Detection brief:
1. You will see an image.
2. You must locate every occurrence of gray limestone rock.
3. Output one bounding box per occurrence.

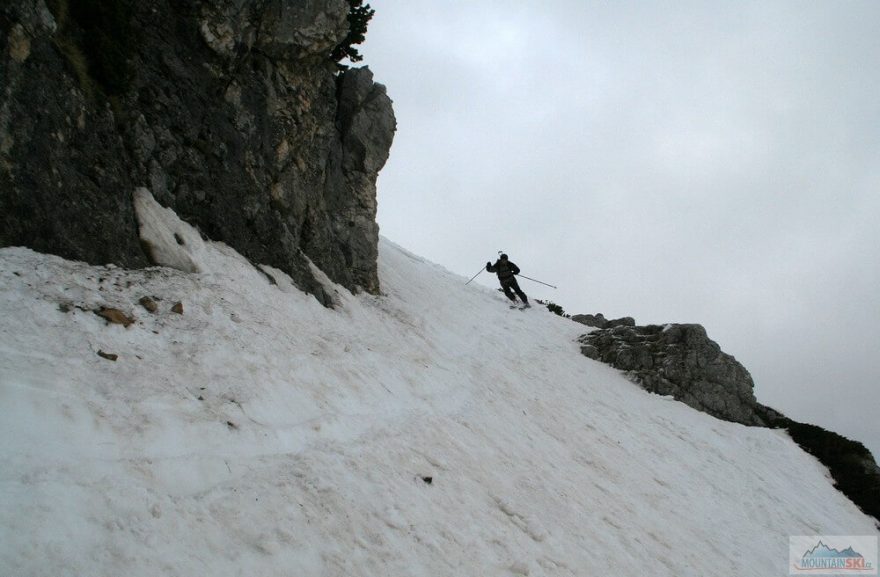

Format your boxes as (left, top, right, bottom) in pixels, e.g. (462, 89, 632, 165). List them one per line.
(572, 313, 635, 329)
(0, 0, 395, 304)
(571, 313, 608, 328)
(578, 322, 760, 425)
(579, 344, 600, 360)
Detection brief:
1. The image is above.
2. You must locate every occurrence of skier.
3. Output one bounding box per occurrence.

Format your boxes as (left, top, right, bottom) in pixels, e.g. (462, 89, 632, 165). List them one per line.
(486, 254, 530, 308)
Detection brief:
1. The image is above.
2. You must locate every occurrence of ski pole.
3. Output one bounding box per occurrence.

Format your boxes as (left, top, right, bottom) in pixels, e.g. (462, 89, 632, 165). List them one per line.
(465, 265, 484, 285)
(516, 274, 557, 289)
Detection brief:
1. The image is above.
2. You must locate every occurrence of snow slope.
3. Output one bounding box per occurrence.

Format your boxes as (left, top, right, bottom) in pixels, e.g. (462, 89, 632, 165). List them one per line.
(1, 196, 876, 576)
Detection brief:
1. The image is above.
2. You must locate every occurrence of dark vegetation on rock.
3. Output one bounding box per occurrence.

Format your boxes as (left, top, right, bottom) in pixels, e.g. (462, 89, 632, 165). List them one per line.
(761, 412, 880, 524)
(536, 299, 568, 317)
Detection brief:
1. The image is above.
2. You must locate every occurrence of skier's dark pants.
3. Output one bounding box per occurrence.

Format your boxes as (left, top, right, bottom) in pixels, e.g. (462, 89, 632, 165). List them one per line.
(501, 277, 528, 304)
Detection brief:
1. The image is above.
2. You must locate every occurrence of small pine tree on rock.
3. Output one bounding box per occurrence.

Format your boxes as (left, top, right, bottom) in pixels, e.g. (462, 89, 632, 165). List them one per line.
(332, 0, 375, 68)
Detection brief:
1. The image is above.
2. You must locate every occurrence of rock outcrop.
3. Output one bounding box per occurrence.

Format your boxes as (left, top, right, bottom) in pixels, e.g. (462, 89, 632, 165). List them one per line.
(571, 313, 634, 329)
(0, 0, 395, 303)
(578, 322, 761, 425)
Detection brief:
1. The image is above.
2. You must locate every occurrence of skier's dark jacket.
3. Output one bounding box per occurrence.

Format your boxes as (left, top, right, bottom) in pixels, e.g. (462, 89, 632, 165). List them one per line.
(486, 259, 520, 283)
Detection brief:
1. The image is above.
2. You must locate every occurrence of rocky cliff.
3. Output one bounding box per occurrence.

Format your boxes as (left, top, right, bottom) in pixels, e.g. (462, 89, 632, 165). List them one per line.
(1, 0, 395, 304)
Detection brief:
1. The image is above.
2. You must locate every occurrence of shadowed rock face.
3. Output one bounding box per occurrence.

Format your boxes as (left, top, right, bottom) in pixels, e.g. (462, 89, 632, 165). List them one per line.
(579, 323, 761, 425)
(1, 0, 395, 304)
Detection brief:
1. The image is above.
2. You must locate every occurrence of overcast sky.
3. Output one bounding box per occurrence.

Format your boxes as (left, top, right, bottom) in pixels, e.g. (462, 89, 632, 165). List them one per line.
(363, 1, 879, 458)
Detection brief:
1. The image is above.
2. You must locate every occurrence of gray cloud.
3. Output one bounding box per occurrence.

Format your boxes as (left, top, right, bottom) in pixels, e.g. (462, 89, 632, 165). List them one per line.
(367, 1, 880, 456)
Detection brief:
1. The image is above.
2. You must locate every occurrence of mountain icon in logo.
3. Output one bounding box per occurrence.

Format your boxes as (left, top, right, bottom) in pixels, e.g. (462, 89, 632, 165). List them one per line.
(803, 541, 864, 560)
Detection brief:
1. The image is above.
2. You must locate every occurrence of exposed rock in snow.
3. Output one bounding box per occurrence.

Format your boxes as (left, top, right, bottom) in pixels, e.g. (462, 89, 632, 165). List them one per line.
(578, 322, 760, 425)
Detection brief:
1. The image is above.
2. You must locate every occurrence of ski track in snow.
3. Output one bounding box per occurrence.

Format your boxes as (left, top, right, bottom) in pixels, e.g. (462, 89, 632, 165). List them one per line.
(1, 204, 877, 577)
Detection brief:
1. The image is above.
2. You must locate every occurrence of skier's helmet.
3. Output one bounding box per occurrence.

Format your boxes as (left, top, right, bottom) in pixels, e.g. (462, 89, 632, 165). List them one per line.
(500, 253, 508, 260)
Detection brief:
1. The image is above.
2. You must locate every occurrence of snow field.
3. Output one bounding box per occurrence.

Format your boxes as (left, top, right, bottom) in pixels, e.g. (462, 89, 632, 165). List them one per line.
(1, 195, 876, 576)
